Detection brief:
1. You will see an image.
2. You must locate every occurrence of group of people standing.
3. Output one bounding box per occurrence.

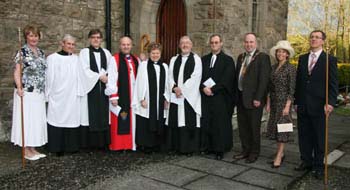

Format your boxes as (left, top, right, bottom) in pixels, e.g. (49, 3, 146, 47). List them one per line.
(11, 25, 338, 180)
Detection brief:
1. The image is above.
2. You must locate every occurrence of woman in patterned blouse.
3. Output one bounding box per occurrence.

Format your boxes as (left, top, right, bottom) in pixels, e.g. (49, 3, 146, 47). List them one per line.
(266, 40, 296, 168)
(11, 25, 47, 161)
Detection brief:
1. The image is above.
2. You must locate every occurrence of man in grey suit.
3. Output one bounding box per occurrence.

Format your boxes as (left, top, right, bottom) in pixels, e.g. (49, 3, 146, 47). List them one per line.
(233, 33, 271, 163)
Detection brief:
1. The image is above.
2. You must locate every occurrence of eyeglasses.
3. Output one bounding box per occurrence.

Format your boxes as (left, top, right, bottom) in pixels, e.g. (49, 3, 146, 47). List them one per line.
(210, 41, 220, 44)
(90, 36, 102, 39)
(310, 35, 323, 40)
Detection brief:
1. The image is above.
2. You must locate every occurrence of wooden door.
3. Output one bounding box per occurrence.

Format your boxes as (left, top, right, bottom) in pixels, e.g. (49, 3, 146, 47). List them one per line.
(157, 0, 186, 63)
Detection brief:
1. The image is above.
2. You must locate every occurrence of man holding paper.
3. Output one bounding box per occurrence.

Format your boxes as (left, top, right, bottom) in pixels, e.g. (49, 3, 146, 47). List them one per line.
(200, 34, 236, 160)
(166, 36, 202, 155)
(79, 29, 112, 149)
(105, 36, 139, 151)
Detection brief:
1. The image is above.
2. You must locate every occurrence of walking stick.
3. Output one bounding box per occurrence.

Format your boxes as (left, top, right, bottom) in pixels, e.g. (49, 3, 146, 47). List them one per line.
(18, 27, 25, 168)
(324, 41, 330, 185)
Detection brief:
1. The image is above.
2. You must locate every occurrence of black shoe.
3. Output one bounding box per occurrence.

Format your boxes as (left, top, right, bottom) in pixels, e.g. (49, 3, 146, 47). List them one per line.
(186, 153, 193, 157)
(56, 152, 64, 157)
(233, 153, 249, 160)
(294, 162, 312, 171)
(245, 156, 258, 163)
(312, 170, 324, 180)
(271, 155, 285, 168)
(267, 155, 285, 165)
(215, 152, 224, 160)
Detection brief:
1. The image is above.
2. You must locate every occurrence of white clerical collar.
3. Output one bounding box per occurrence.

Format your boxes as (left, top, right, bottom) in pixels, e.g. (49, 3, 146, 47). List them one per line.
(212, 50, 221, 55)
(181, 53, 190, 57)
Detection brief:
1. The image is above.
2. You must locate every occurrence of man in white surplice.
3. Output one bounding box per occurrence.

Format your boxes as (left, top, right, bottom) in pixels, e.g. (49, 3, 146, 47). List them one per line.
(46, 34, 95, 155)
(165, 36, 202, 154)
(79, 29, 113, 149)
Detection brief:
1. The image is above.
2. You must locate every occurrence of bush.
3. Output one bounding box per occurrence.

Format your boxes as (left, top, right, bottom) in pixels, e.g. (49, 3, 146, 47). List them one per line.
(338, 64, 350, 89)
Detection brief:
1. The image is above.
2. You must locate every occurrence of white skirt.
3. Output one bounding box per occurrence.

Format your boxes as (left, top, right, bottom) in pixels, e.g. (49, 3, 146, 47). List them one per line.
(11, 89, 47, 147)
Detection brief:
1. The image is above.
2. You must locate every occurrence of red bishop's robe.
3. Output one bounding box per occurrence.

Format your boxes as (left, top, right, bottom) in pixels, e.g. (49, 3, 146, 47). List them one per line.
(107, 53, 139, 151)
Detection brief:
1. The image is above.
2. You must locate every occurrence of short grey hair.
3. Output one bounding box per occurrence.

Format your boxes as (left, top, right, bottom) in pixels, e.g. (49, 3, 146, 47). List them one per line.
(62, 34, 76, 42)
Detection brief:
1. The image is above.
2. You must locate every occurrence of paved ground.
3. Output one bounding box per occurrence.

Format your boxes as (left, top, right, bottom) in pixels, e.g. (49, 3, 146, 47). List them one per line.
(1, 113, 349, 190)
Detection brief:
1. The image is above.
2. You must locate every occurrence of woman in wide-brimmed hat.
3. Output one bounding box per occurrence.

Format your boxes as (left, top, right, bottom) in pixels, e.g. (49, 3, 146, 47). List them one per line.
(266, 40, 296, 168)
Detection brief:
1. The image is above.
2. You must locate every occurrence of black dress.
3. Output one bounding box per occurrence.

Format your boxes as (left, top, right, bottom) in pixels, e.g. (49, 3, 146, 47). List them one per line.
(266, 62, 296, 142)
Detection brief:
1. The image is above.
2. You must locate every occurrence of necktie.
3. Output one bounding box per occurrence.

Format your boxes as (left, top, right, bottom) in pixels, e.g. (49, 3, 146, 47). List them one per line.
(210, 54, 216, 68)
(238, 53, 250, 90)
(308, 53, 317, 74)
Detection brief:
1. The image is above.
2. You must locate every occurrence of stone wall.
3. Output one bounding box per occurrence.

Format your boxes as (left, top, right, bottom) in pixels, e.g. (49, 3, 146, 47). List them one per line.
(0, 0, 288, 142)
(0, 0, 124, 142)
(130, 0, 288, 59)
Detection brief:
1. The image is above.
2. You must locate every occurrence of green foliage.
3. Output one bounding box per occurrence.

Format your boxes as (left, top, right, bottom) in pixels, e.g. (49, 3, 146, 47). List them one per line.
(338, 64, 350, 87)
(334, 105, 350, 116)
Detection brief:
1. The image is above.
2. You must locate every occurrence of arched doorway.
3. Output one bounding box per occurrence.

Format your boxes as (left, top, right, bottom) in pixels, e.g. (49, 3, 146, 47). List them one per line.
(157, 0, 186, 63)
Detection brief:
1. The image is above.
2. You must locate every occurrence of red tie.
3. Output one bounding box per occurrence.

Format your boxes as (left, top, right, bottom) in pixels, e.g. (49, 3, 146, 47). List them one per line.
(308, 53, 317, 74)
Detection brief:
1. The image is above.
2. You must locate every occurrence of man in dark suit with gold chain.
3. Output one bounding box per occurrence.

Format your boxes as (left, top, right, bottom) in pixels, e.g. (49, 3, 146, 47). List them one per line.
(233, 33, 271, 163)
(294, 30, 338, 179)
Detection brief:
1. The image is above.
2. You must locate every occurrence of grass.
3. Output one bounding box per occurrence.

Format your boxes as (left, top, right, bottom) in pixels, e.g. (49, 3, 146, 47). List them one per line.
(334, 105, 350, 116)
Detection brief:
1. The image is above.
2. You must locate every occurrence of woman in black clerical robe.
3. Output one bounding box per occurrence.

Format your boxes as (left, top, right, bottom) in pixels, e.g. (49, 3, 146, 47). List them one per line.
(132, 42, 169, 153)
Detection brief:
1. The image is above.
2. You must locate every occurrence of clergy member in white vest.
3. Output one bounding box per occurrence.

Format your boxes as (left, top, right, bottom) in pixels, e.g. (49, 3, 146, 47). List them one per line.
(132, 42, 169, 153)
(165, 36, 202, 155)
(79, 29, 112, 149)
(46, 34, 84, 156)
(105, 36, 139, 151)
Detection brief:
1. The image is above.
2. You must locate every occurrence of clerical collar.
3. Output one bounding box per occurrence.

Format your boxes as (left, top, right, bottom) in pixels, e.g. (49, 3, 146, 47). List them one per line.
(57, 50, 72, 56)
(149, 59, 160, 65)
(181, 53, 190, 57)
(90, 46, 101, 52)
(212, 50, 221, 56)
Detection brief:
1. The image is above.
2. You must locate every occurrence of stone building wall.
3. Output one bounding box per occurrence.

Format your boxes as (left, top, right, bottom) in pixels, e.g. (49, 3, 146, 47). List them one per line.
(130, 0, 289, 59)
(0, 0, 288, 142)
(0, 0, 124, 141)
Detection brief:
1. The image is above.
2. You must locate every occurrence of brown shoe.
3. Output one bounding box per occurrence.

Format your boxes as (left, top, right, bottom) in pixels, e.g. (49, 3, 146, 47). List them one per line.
(233, 153, 248, 159)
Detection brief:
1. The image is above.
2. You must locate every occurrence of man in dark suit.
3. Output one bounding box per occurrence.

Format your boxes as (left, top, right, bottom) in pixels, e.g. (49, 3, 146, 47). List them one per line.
(233, 33, 271, 163)
(294, 30, 338, 179)
(200, 34, 236, 160)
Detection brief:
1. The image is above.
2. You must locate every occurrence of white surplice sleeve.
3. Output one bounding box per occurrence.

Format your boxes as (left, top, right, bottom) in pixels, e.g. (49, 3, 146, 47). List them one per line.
(45, 54, 55, 102)
(162, 63, 170, 102)
(168, 56, 177, 92)
(182, 53, 202, 116)
(78, 48, 99, 95)
(131, 61, 148, 118)
(105, 56, 118, 100)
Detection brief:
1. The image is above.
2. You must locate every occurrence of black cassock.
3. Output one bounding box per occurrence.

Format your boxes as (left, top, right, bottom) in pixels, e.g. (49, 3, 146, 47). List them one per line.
(80, 46, 110, 149)
(200, 51, 236, 153)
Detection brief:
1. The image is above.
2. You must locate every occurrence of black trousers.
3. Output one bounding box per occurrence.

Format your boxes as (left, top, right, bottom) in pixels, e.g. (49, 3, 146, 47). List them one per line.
(297, 105, 325, 172)
(237, 101, 264, 157)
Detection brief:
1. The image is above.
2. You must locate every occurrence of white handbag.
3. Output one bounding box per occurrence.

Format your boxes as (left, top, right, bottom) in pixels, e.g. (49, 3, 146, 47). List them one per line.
(277, 116, 293, 133)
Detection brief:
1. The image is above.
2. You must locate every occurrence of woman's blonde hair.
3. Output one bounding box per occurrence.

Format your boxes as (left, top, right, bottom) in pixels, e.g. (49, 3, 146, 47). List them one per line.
(23, 25, 41, 42)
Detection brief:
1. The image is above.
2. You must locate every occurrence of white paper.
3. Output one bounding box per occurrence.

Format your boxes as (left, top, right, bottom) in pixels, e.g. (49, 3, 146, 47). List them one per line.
(100, 68, 107, 75)
(110, 103, 122, 116)
(170, 93, 184, 105)
(203, 77, 216, 88)
(277, 123, 293, 133)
